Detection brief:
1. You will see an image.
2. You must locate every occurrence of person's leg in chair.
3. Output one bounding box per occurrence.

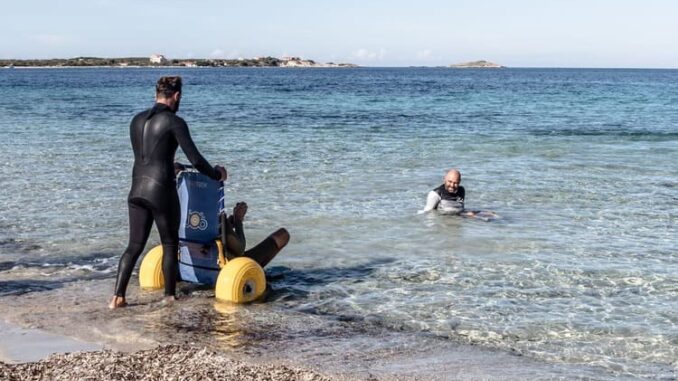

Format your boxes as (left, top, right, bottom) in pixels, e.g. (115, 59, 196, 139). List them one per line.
(243, 228, 289, 268)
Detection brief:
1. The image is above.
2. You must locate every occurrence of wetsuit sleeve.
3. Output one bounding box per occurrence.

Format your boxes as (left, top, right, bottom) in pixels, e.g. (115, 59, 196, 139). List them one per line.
(422, 191, 441, 213)
(173, 119, 221, 180)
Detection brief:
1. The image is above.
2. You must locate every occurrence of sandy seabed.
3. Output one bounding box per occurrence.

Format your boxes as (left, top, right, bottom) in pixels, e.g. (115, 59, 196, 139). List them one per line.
(0, 272, 617, 380)
(0, 345, 336, 381)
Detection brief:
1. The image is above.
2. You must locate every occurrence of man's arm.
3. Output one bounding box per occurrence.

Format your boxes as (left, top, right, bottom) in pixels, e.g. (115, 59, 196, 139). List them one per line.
(420, 191, 441, 213)
(173, 118, 222, 180)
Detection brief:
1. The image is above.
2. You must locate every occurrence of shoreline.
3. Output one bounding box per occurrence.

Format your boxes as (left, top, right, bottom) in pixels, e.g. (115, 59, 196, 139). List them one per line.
(5, 65, 678, 70)
(0, 320, 102, 364)
(0, 320, 340, 380)
(2, 65, 357, 69)
(0, 277, 621, 381)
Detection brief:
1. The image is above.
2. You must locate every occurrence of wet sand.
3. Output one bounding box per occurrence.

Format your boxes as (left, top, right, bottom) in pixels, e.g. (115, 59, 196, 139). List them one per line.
(0, 280, 347, 381)
(0, 276, 608, 381)
(0, 321, 101, 363)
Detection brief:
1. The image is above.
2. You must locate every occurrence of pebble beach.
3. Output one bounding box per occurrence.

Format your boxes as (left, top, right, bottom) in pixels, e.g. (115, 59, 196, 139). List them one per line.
(0, 345, 335, 381)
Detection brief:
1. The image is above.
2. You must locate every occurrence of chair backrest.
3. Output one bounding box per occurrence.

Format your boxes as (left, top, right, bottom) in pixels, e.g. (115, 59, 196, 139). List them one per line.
(177, 171, 224, 243)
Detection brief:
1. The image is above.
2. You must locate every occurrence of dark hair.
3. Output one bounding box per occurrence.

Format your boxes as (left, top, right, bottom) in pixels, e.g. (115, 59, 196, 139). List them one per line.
(156, 76, 182, 98)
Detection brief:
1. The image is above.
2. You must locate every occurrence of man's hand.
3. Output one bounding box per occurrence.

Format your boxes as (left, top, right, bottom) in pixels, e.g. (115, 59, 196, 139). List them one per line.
(174, 162, 186, 176)
(233, 202, 248, 222)
(215, 165, 227, 181)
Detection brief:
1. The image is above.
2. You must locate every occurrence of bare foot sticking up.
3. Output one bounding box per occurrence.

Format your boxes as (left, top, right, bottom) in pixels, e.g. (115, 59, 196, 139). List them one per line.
(233, 202, 248, 222)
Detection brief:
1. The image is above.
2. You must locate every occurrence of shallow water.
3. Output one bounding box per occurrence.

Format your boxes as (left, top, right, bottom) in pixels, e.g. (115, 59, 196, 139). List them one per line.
(0, 67, 676, 380)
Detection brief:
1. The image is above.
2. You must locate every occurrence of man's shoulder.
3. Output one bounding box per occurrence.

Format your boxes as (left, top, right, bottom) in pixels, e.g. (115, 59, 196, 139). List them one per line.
(169, 113, 188, 129)
(151, 109, 186, 125)
(132, 108, 151, 121)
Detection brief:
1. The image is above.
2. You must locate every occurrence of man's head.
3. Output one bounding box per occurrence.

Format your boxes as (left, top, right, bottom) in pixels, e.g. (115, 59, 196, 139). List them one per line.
(155, 76, 182, 112)
(444, 169, 461, 193)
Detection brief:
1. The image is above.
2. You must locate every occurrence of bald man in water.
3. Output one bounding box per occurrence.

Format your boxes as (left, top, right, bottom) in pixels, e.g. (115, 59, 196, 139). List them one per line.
(422, 169, 474, 215)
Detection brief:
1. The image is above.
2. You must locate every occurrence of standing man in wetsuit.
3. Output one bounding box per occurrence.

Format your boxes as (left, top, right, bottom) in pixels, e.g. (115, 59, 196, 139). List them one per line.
(110, 76, 227, 309)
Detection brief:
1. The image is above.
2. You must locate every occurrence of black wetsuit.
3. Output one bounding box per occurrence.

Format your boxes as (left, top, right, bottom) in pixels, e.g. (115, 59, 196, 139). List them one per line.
(114, 103, 221, 297)
(434, 184, 465, 212)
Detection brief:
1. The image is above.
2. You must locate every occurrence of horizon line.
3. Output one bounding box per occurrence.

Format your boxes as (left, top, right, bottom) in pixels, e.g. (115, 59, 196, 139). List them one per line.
(1, 56, 677, 71)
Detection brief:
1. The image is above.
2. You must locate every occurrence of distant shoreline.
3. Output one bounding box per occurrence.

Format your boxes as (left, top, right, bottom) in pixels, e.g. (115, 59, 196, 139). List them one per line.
(448, 60, 504, 68)
(2, 65, 353, 69)
(0, 56, 357, 69)
(3, 64, 677, 70)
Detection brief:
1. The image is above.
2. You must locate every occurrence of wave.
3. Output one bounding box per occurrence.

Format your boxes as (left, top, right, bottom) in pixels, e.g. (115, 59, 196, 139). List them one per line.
(0, 271, 112, 297)
(529, 128, 678, 139)
(0, 238, 41, 253)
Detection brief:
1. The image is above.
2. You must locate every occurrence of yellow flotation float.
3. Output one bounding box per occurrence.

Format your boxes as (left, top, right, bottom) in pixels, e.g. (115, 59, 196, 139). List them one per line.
(139, 242, 266, 303)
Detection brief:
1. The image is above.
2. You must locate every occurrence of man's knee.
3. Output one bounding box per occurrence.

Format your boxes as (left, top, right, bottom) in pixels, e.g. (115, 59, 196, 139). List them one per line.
(272, 228, 290, 249)
(123, 241, 145, 258)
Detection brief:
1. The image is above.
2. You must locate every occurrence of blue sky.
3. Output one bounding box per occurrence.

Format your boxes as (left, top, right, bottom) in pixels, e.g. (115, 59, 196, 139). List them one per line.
(1, 0, 677, 68)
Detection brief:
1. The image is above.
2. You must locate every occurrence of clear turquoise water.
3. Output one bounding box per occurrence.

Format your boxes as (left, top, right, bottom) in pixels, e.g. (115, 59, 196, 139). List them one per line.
(0, 67, 676, 379)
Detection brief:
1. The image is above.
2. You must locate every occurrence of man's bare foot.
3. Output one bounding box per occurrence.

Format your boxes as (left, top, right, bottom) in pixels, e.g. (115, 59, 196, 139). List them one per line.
(161, 295, 177, 306)
(233, 202, 248, 222)
(109, 296, 127, 309)
(272, 228, 290, 250)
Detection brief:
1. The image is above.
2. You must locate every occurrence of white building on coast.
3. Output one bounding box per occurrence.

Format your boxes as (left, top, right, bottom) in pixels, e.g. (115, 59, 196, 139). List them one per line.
(150, 54, 167, 64)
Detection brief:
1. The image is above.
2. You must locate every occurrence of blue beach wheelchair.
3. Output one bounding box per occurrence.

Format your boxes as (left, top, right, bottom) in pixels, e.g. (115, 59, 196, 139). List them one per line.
(138, 167, 266, 303)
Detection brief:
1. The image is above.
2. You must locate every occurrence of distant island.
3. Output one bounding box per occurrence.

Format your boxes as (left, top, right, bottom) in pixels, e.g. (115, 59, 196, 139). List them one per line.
(449, 60, 504, 68)
(0, 55, 358, 68)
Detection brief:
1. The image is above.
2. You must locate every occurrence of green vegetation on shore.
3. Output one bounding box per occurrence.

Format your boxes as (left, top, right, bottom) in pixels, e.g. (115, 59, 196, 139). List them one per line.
(0, 56, 356, 68)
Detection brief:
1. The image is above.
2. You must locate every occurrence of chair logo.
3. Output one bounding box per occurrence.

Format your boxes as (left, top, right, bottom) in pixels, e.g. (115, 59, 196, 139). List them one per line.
(187, 210, 208, 230)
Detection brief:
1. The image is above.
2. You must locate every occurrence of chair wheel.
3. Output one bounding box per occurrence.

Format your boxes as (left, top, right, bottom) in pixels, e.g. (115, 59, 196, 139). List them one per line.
(139, 245, 164, 289)
(215, 257, 266, 303)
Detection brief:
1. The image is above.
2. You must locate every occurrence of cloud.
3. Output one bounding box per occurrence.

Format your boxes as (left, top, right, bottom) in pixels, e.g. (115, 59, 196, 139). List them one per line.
(351, 48, 386, 61)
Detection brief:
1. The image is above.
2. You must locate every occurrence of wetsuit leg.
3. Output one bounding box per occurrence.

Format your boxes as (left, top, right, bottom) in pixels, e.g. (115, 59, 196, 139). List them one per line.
(114, 200, 154, 297)
(243, 228, 289, 268)
(152, 197, 180, 297)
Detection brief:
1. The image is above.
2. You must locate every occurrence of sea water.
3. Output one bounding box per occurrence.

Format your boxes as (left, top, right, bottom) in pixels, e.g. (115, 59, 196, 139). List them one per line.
(0, 67, 676, 380)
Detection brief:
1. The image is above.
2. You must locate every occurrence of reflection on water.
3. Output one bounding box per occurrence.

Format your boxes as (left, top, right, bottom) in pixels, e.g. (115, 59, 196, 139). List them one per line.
(212, 303, 248, 349)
